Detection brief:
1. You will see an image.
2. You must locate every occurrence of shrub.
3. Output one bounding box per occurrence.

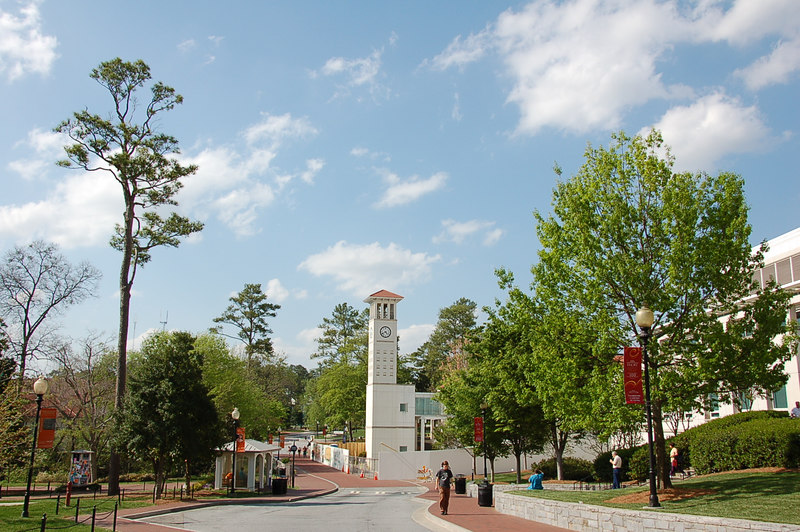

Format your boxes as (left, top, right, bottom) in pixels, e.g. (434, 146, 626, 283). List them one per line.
(533, 457, 594, 481)
(669, 411, 799, 474)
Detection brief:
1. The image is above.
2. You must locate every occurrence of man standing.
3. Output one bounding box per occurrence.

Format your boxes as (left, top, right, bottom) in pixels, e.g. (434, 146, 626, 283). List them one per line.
(791, 401, 800, 418)
(610, 451, 622, 489)
(435, 460, 454, 515)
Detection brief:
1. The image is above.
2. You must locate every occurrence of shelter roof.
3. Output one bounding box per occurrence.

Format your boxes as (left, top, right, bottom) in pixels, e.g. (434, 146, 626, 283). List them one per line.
(217, 439, 281, 453)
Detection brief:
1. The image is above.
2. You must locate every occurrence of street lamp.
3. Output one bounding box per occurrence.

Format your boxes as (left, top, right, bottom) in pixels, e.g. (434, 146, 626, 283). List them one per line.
(230, 407, 240, 496)
(290, 443, 298, 488)
(22, 377, 48, 518)
(480, 402, 489, 485)
(636, 305, 661, 508)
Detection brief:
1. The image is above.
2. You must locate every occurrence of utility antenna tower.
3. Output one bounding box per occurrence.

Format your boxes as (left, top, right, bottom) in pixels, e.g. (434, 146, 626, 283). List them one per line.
(160, 310, 168, 331)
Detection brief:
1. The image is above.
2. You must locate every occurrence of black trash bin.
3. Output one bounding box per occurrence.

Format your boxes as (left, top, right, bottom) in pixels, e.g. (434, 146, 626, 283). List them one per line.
(477, 482, 493, 507)
(454, 475, 467, 494)
(271, 477, 288, 495)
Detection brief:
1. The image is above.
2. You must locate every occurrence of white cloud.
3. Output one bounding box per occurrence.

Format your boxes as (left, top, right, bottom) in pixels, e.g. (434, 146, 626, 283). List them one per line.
(301, 158, 325, 184)
(399, 323, 434, 355)
(427, 29, 491, 71)
(2, 109, 322, 245)
(696, 0, 800, 46)
(0, 1, 58, 81)
(433, 219, 503, 246)
(374, 171, 447, 208)
(311, 48, 389, 100)
(265, 278, 289, 303)
(298, 241, 441, 295)
(243, 113, 318, 146)
(735, 37, 800, 90)
(177, 39, 196, 52)
(647, 92, 771, 172)
(451, 92, 463, 121)
(0, 171, 120, 248)
(351, 146, 390, 162)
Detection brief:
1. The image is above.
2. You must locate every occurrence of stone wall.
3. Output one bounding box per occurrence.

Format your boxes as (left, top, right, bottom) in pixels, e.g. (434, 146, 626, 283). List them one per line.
(467, 484, 800, 532)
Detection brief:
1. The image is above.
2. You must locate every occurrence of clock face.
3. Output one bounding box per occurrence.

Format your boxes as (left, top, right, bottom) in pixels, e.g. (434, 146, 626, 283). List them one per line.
(379, 326, 392, 338)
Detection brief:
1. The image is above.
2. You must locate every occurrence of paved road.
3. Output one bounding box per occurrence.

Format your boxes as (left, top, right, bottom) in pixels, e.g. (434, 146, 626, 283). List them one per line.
(139, 486, 434, 532)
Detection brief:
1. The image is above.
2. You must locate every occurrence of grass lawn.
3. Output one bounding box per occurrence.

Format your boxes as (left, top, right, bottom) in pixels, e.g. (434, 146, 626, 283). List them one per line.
(509, 469, 800, 525)
(0, 485, 174, 532)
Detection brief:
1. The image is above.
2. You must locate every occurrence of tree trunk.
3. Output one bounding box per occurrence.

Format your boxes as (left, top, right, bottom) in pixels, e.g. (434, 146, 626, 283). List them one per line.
(653, 401, 672, 488)
(514, 451, 523, 484)
(108, 207, 135, 497)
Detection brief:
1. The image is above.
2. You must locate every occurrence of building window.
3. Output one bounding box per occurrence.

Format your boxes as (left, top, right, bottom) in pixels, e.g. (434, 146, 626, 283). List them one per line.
(399, 403, 408, 412)
(399, 446, 407, 452)
(772, 385, 788, 409)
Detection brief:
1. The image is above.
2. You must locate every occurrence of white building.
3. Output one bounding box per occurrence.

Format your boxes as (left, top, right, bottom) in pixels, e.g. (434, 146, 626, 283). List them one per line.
(673, 226, 800, 434)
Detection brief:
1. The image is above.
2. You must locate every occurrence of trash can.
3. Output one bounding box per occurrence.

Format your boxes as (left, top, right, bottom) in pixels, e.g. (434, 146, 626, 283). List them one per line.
(271, 477, 288, 495)
(454, 475, 467, 494)
(477, 482, 493, 507)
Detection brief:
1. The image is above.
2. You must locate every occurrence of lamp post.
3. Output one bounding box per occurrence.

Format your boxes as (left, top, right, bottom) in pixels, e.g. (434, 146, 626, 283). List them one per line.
(636, 306, 661, 508)
(480, 402, 488, 485)
(290, 443, 298, 488)
(230, 407, 240, 496)
(22, 377, 48, 518)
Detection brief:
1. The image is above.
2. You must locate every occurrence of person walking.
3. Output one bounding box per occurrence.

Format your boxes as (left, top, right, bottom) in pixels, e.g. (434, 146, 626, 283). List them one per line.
(610, 451, 622, 489)
(669, 443, 680, 476)
(791, 401, 800, 418)
(435, 460, 454, 515)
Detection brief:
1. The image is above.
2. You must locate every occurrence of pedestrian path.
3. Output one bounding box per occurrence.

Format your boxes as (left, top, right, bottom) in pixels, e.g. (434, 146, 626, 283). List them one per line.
(91, 458, 566, 532)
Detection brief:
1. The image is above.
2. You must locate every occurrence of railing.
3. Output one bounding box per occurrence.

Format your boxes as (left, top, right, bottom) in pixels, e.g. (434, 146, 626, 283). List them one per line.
(348, 456, 378, 477)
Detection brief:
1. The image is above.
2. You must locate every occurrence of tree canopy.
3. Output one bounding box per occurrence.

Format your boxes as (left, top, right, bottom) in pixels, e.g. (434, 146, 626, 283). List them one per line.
(212, 283, 281, 369)
(56, 58, 202, 494)
(531, 129, 798, 486)
(118, 331, 223, 498)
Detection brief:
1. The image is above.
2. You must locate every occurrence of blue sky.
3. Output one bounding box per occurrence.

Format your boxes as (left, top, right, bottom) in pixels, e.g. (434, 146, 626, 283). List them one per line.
(1, 0, 798, 371)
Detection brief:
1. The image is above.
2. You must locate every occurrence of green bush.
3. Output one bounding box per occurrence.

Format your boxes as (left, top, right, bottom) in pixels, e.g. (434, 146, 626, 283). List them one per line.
(669, 411, 799, 474)
(533, 457, 594, 481)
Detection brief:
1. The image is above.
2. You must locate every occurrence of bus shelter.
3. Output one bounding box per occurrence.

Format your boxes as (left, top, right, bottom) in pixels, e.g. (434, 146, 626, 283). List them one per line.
(215, 439, 281, 492)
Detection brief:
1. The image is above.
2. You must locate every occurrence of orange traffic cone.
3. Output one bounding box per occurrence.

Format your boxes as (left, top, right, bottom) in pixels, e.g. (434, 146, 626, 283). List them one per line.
(374, 473, 378, 480)
(360, 472, 364, 478)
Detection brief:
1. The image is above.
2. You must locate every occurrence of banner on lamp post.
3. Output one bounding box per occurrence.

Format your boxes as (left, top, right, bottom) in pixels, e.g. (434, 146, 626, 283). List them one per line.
(37, 407, 57, 449)
(236, 427, 245, 452)
(624, 346, 645, 404)
(474, 417, 484, 442)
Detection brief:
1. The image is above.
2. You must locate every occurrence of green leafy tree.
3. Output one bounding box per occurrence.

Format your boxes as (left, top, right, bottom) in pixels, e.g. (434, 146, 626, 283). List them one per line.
(533, 130, 798, 487)
(0, 324, 25, 481)
(0, 241, 100, 383)
(435, 363, 507, 481)
(311, 303, 368, 367)
(409, 298, 478, 391)
(56, 59, 203, 494)
(212, 283, 281, 370)
(118, 331, 223, 498)
(471, 306, 549, 483)
(304, 362, 366, 437)
(494, 269, 637, 479)
(194, 333, 284, 440)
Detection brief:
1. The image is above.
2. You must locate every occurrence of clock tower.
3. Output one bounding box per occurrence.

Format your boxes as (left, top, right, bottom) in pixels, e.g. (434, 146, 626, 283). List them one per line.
(364, 290, 416, 460)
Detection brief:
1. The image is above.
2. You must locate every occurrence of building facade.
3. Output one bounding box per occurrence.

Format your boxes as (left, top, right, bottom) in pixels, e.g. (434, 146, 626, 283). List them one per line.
(672, 226, 800, 434)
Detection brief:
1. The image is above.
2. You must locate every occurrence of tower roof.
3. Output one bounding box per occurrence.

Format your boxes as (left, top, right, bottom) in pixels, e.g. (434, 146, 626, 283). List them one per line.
(364, 289, 403, 302)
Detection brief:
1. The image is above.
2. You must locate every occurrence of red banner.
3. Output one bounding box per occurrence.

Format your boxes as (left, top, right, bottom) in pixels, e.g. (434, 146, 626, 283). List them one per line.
(268, 434, 273, 444)
(624, 347, 645, 404)
(38, 408, 57, 449)
(235, 427, 245, 452)
(474, 417, 484, 442)
(280, 434, 286, 448)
